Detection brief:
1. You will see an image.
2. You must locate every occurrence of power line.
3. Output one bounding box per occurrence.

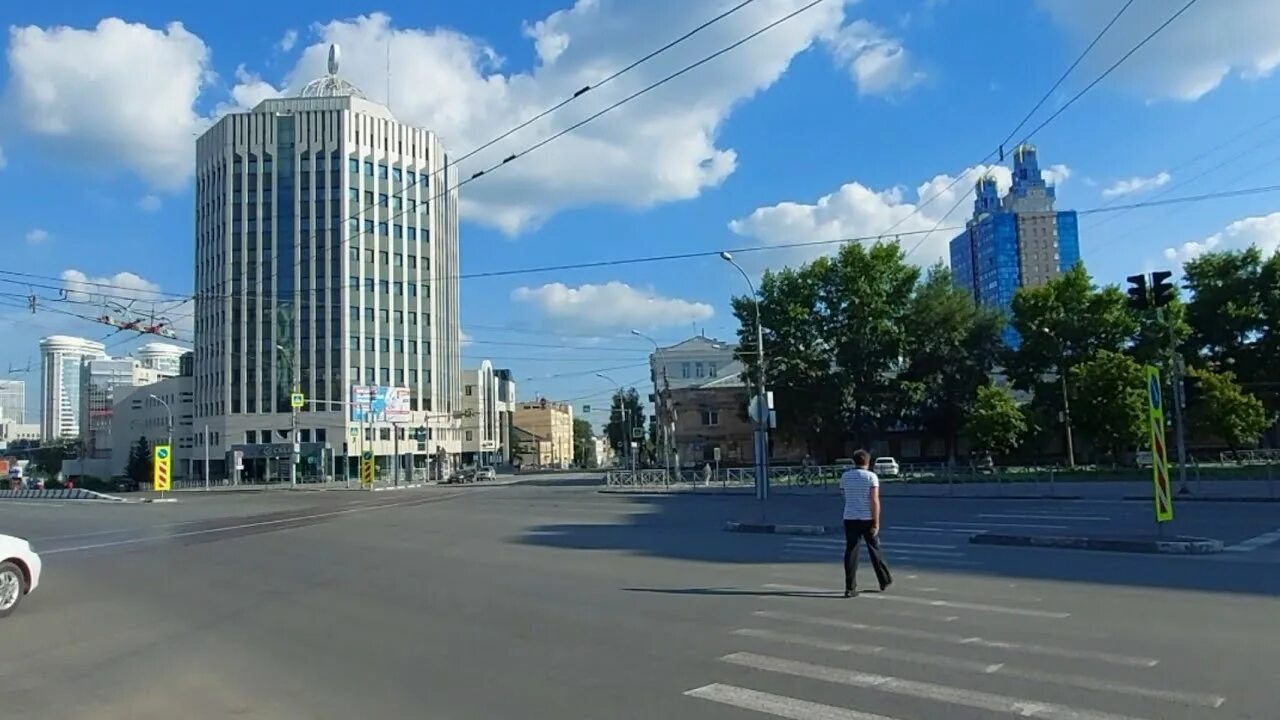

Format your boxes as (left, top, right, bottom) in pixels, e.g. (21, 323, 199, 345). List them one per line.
(875, 0, 1139, 245)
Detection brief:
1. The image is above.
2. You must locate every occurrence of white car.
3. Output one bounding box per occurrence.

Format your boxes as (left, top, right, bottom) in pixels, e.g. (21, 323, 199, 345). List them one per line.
(873, 457, 900, 478)
(0, 534, 42, 618)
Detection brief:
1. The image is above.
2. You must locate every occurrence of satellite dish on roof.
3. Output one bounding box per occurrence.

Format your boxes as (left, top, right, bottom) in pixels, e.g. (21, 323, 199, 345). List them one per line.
(328, 44, 341, 76)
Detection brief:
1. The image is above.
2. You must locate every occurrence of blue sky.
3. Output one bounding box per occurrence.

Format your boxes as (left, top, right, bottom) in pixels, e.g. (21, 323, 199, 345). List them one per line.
(4, 0, 1280, 429)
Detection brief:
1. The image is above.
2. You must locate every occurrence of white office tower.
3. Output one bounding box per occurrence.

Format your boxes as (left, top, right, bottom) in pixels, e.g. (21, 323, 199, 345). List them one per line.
(0, 379, 25, 424)
(133, 342, 188, 377)
(39, 335, 107, 441)
(192, 44, 462, 481)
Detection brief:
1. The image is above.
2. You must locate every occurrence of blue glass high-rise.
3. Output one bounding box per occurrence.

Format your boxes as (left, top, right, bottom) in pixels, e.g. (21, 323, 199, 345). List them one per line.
(949, 144, 1081, 345)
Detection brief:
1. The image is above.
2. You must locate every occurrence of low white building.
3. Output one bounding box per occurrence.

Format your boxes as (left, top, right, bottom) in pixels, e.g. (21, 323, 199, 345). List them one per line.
(461, 361, 499, 466)
(111, 377, 196, 480)
(0, 420, 40, 450)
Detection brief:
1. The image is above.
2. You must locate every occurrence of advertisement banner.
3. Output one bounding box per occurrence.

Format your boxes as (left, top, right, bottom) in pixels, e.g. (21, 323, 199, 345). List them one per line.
(350, 386, 412, 423)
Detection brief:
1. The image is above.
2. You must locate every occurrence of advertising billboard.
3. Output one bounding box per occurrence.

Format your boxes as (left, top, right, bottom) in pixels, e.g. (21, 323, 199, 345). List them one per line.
(350, 386, 411, 422)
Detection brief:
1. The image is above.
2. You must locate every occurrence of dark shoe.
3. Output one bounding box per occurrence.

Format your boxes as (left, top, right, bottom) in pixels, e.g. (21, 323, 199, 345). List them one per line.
(879, 579, 893, 592)
(843, 589, 858, 598)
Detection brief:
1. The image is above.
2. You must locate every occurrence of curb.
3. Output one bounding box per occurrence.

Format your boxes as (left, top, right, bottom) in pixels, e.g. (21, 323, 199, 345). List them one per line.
(371, 483, 428, 492)
(969, 533, 1224, 554)
(1121, 495, 1280, 503)
(723, 521, 829, 535)
(0, 488, 127, 502)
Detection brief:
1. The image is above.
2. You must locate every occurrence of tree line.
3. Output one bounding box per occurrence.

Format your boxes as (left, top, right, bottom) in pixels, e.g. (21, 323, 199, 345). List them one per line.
(729, 241, 1277, 464)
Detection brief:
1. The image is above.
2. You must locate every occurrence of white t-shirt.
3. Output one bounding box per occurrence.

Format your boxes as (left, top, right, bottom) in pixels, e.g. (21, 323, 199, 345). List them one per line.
(839, 468, 879, 520)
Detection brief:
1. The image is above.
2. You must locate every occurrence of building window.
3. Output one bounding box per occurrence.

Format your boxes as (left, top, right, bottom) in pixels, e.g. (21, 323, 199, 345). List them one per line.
(408, 256, 417, 270)
(701, 411, 720, 426)
(682, 362, 691, 378)
(394, 310, 404, 323)
(409, 312, 417, 325)
(380, 338, 390, 352)
(695, 362, 704, 378)
(363, 219, 374, 233)
(407, 171, 416, 185)
(378, 222, 388, 236)
(409, 341, 417, 354)
(465, 430, 474, 442)
(379, 309, 389, 322)
(364, 161, 373, 176)
(380, 427, 391, 441)
(378, 164, 388, 179)
(465, 385, 473, 396)
(379, 193, 388, 207)
(379, 251, 389, 265)
(708, 362, 718, 377)
(394, 281, 403, 296)
(365, 337, 374, 351)
(380, 368, 390, 384)
(246, 430, 257, 444)
(379, 280, 390, 294)
(393, 225, 403, 240)
(394, 253, 404, 267)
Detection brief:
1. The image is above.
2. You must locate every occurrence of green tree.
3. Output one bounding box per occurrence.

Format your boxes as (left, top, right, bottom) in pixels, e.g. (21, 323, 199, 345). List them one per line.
(1069, 351, 1147, 462)
(572, 418, 594, 467)
(1005, 264, 1136, 391)
(901, 265, 1004, 462)
(966, 384, 1026, 458)
(1127, 295, 1191, 368)
(1186, 368, 1270, 451)
(125, 436, 151, 486)
(732, 241, 918, 457)
(603, 388, 643, 456)
(29, 439, 77, 478)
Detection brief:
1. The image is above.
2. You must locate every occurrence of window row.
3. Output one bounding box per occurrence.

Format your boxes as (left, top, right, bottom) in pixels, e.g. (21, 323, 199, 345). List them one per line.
(347, 158, 430, 187)
(347, 307, 431, 325)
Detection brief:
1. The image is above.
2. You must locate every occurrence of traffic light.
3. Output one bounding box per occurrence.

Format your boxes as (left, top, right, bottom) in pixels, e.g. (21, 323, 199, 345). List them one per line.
(1125, 274, 1149, 311)
(1151, 270, 1175, 308)
(1182, 376, 1202, 408)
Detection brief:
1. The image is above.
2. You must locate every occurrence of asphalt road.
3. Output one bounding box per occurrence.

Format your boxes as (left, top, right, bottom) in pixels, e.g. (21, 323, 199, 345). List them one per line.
(2, 477, 1278, 719)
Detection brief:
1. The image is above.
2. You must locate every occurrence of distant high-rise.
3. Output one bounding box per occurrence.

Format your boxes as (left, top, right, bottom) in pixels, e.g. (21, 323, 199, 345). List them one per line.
(949, 144, 1081, 343)
(192, 44, 462, 479)
(0, 379, 24, 424)
(39, 335, 107, 440)
(133, 342, 188, 377)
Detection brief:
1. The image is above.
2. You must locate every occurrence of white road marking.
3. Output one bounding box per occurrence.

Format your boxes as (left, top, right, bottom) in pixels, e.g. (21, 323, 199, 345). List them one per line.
(761, 584, 1064, 617)
(864, 593, 1070, 619)
(722, 653, 1155, 720)
(891, 525, 988, 534)
(783, 546, 966, 559)
(685, 684, 901, 720)
(42, 494, 464, 555)
(731, 628, 1224, 708)
(978, 513, 1109, 521)
(1223, 528, 1280, 552)
(929, 521, 1069, 529)
(787, 538, 958, 550)
(753, 610, 1159, 667)
(911, 585, 1044, 602)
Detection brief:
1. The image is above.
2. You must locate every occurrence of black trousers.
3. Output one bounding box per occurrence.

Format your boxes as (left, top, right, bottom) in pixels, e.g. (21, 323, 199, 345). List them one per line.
(843, 519, 892, 591)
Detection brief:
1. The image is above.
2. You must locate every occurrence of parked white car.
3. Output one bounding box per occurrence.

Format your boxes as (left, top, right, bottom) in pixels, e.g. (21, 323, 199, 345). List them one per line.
(873, 457, 900, 478)
(0, 534, 42, 618)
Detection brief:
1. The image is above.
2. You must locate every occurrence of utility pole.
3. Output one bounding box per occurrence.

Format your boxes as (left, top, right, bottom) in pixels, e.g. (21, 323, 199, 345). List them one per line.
(203, 424, 210, 491)
(1060, 369, 1075, 469)
(393, 423, 400, 487)
(721, 251, 769, 516)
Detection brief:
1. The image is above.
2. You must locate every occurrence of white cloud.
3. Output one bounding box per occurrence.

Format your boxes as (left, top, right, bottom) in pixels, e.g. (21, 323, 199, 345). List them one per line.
(459, 329, 473, 347)
(1101, 172, 1171, 199)
(24, 228, 49, 245)
(5, 19, 212, 189)
(6, 3, 920, 231)
(280, 3, 857, 233)
(1042, 163, 1071, 187)
(61, 268, 163, 303)
(1164, 212, 1280, 263)
(825, 19, 924, 94)
(729, 163, 1037, 268)
(1040, 1, 1280, 102)
(278, 29, 298, 52)
(511, 281, 714, 332)
(138, 194, 162, 212)
(214, 65, 283, 116)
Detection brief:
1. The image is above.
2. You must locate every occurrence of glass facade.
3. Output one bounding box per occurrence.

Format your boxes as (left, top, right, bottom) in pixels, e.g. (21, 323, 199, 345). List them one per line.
(948, 145, 1081, 346)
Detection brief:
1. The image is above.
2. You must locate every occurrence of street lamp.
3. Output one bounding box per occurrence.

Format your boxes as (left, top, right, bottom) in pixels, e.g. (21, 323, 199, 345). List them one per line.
(277, 342, 299, 486)
(1031, 326, 1075, 469)
(149, 394, 173, 449)
(720, 251, 770, 513)
(596, 372, 634, 474)
(631, 330, 671, 481)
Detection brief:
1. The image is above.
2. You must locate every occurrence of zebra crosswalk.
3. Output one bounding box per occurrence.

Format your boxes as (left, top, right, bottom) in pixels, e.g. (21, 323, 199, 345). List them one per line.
(679, 582, 1229, 719)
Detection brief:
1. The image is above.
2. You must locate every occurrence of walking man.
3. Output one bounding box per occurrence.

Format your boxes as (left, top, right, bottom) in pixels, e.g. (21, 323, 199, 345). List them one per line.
(839, 449, 892, 597)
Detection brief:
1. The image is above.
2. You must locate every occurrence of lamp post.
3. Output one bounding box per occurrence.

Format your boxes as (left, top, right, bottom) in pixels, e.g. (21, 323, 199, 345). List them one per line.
(720, 251, 769, 514)
(631, 330, 671, 482)
(1031, 326, 1075, 469)
(277, 343, 299, 486)
(149, 393, 173, 489)
(596, 372, 634, 474)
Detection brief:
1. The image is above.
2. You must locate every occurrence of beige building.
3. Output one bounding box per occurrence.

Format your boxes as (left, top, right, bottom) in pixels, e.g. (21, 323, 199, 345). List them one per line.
(512, 399, 573, 468)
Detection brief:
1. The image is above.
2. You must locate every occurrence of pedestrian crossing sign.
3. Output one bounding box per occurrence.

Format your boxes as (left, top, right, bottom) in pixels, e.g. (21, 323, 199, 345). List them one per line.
(290, 392, 305, 409)
(153, 444, 172, 492)
(360, 450, 375, 487)
(1145, 365, 1173, 522)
